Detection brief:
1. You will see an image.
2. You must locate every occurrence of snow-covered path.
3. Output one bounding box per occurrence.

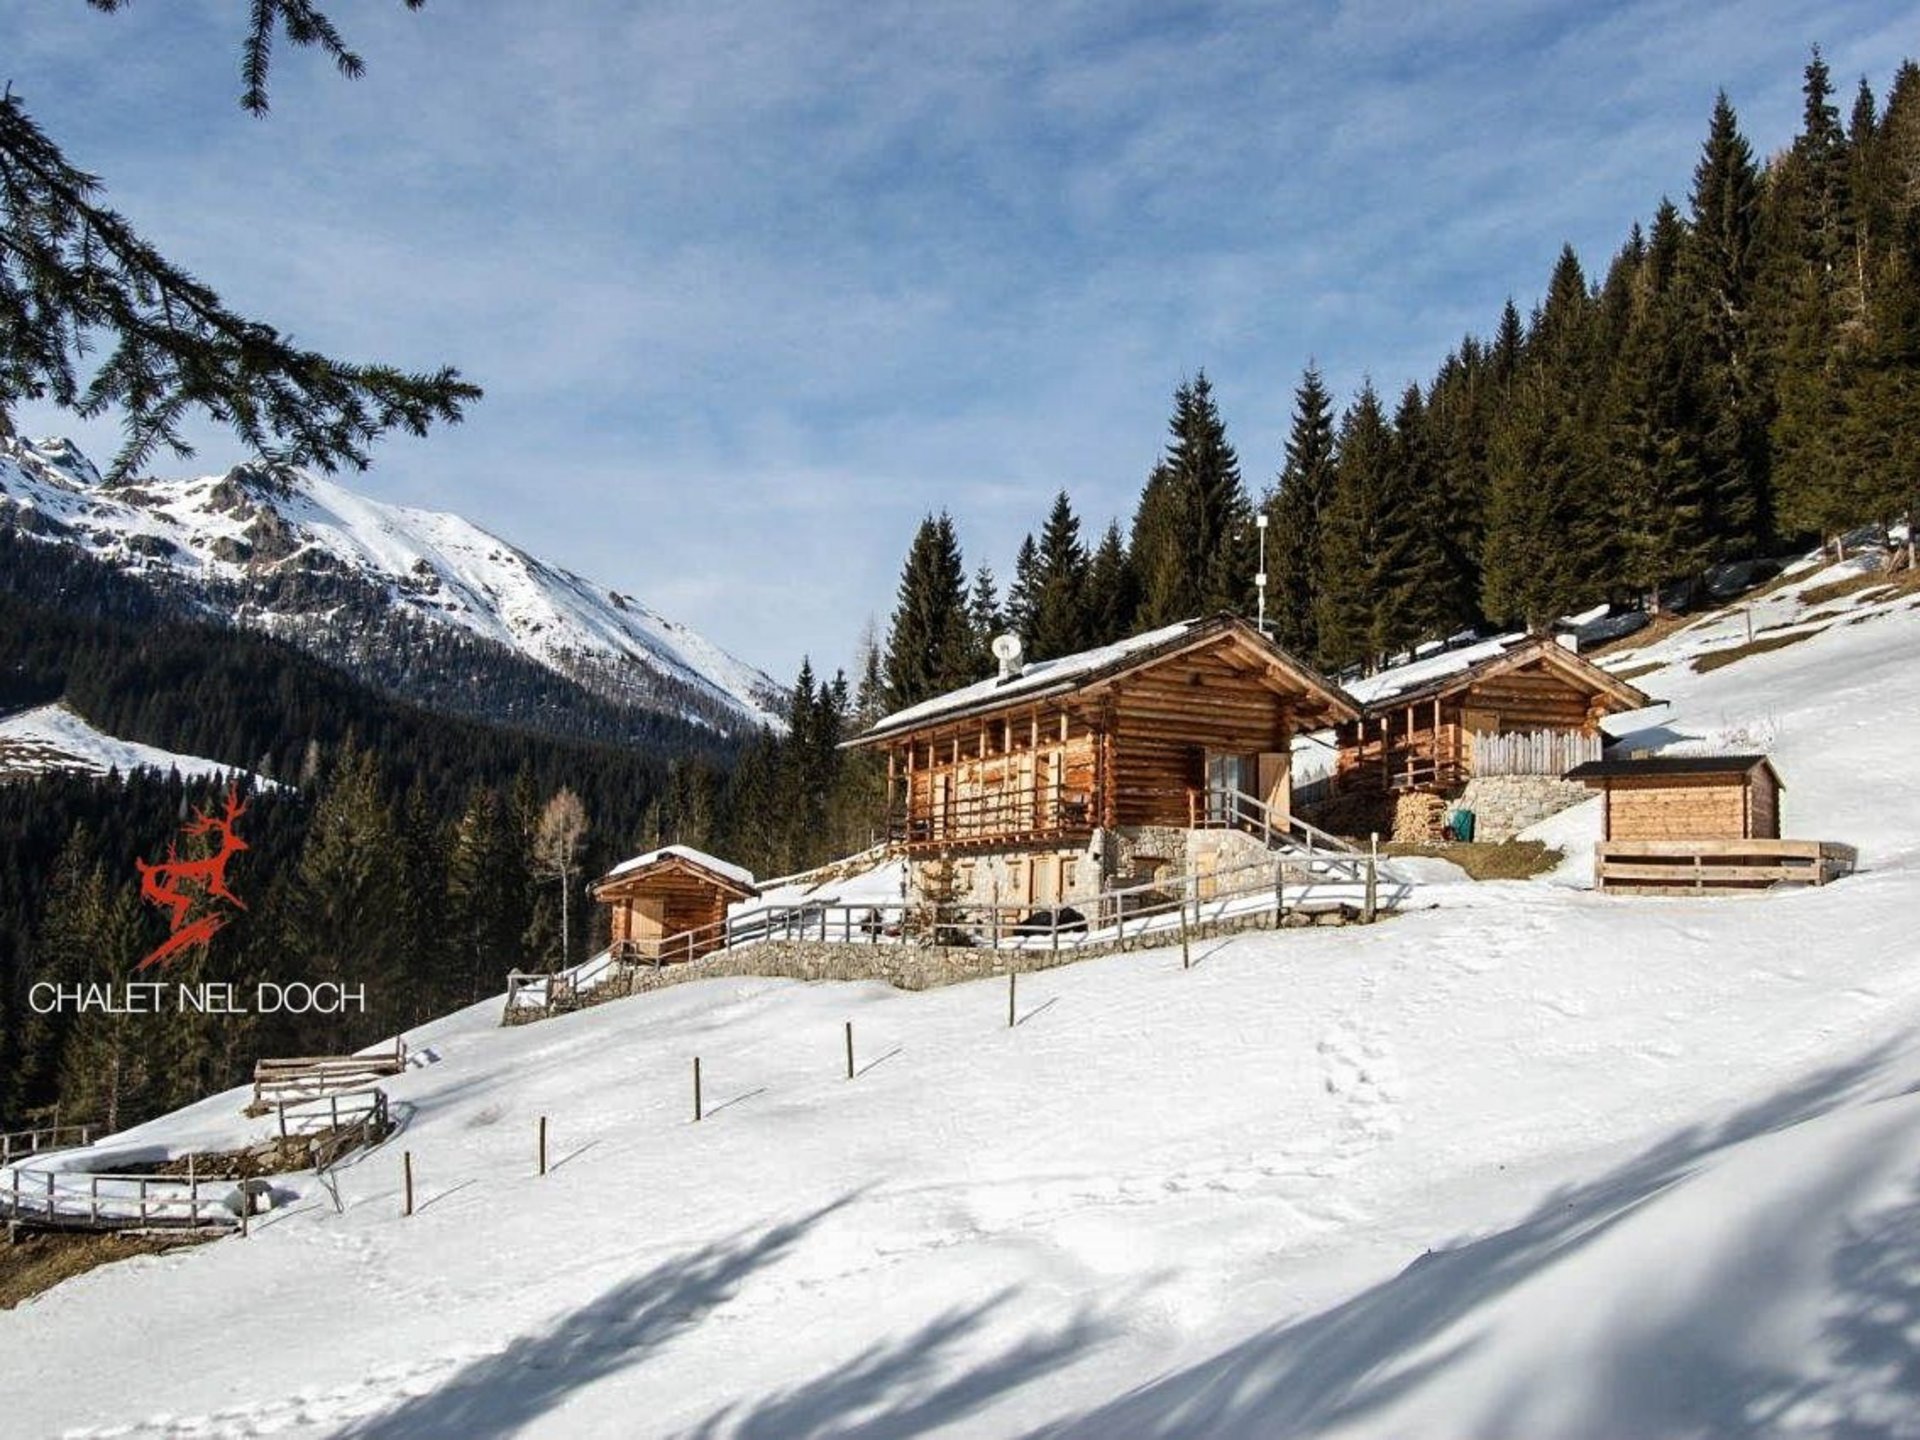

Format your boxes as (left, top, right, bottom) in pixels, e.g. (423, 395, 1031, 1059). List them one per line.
(6, 586, 1920, 1438)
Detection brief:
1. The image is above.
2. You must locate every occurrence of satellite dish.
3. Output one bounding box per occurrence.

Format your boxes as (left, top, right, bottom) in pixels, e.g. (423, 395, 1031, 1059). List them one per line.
(991, 634, 1023, 663)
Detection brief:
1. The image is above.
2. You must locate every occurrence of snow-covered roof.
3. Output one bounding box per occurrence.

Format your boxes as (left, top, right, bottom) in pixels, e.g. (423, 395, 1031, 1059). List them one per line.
(601, 844, 757, 893)
(1343, 633, 1531, 707)
(1345, 633, 1651, 713)
(853, 616, 1356, 742)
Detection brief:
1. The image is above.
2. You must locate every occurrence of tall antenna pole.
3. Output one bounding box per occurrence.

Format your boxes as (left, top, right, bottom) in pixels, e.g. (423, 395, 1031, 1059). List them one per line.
(1256, 512, 1270, 635)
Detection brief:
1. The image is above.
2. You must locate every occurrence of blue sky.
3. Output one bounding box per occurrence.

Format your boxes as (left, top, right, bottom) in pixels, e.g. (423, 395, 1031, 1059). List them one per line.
(8, 0, 1914, 681)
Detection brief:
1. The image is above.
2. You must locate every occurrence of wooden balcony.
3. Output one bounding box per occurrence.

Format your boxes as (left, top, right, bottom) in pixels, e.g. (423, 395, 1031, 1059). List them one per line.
(889, 786, 1094, 852)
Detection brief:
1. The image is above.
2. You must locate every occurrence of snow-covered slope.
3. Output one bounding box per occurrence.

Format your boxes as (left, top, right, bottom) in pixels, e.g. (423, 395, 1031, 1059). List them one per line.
(0, 438, 784, 733)
(0, 703, 271, 787)
(7, 582, 1920, 1437)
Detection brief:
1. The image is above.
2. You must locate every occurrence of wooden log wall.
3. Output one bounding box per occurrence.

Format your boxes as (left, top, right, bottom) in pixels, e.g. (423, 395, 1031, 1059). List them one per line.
(601, 868, 736, 959)
(1602, 775, 1755, 843)
(1108, 649, 1293, 827)
(1458, 665, 1601, 733)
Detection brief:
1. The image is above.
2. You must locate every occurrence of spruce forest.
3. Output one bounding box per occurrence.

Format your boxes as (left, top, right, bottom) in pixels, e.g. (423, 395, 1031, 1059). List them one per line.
(5, 48, 1916, 1133)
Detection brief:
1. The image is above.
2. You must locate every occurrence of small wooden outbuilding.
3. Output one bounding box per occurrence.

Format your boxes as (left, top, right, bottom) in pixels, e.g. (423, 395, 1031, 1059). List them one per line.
(1565, 754, 1853, 894)
(591, 846, 758, 963)
(1334, 635, 1653, 795)
(1565, 754, 1783, 842)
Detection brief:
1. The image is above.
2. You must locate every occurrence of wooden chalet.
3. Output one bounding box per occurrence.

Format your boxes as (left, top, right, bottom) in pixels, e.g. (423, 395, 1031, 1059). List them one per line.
(848, 615, 1358, 860)
(1333, 635, 1652, 795)
(590, 846, 758, 962)
(1565, 754, 1783, 843)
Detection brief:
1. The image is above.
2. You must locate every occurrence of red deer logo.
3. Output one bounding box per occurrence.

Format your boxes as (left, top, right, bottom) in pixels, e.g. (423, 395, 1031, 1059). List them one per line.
(135, 788, 249, 971)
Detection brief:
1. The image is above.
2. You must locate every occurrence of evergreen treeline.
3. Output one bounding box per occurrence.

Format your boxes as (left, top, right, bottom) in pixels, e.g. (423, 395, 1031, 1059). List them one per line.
(0, 539, 754, 1130)
(869, 50, 1920, 684)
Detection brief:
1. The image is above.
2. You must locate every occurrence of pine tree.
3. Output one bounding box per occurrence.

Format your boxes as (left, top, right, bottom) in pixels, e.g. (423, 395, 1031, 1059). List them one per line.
(1683, 91, 1768, 550)
(1381, 382, 1456, 650)
(1084, 522, 1140, 645)
(883, 514, 974, 706)
(965, 564, 1003, 674)
(1128, 464, 1191, 629)
(1262, 365, 1338, 655)
(1028, 491, 1092, 660)
(1005, 535, 1041, 642)
(1607, 204, 1717, 604)
(54, 865, 156, 1132)
(446, 786, 523, 1002)
(1483, 246, 1605, 626)
(1132, 374, 1252, 625)
(289, 742, 401, 992)
(851, 620, 889, 728)
(1315, 384, 1395, 671)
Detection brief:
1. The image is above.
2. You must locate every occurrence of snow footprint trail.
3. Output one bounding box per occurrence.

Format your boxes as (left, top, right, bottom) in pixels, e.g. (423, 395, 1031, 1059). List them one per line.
(1317, 1022, 1403, 1162)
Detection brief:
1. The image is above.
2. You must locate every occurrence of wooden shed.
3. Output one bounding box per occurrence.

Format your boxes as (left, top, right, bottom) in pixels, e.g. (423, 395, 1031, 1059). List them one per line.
(1565, 754, 1783, 842)
(590, 846, 758, 963)
(1565, 754, 1854, 894)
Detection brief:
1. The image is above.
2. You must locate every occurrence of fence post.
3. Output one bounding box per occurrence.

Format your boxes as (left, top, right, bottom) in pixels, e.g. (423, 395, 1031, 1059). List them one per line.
(403, 1151, 414, 1218)
(1180, 905, 1191, 970)
(845, 1021, 855, 1080)
(1007, 970, 1016, 1029)
(1364, 858, 1378, 924)
(538, 1116, 548, 1177)
(1274, 861, 1285, 925)
(693, 1057, 703, 1122)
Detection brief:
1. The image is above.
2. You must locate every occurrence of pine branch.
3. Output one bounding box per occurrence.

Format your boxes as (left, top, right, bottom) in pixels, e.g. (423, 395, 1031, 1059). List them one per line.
(0, 93, 480, 479)
(86, 1, 429, 115)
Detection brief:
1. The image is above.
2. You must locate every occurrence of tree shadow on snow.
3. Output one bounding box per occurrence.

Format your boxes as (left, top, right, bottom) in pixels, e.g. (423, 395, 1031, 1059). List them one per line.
(678, 1288, 1115, 1439)
(1028, 1034, 1914, 1439)
(338, 1193, 857, 1439)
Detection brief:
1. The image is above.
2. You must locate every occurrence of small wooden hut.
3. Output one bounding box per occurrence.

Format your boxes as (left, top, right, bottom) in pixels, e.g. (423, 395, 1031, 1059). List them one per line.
(590, 846, 758, 963)
(1565, 754, 1783, 842)
(1333, 635, 1653, 795)
(1566, 755, 1854, 894)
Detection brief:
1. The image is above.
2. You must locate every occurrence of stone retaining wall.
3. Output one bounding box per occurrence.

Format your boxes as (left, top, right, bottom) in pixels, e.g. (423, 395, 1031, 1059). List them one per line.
(1456, 775, 1592, 842)
(504, 900, 1378, 1025)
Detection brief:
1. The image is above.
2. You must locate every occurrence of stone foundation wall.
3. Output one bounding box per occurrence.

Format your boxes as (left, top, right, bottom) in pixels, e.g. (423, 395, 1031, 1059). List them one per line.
(1456, 775, 1592, 842)
(506, 900, 1381, 1024)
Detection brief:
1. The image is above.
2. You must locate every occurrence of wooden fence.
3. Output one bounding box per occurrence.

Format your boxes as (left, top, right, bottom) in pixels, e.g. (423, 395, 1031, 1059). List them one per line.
(1595, 839, 1857, 895)
(0, 1124, 94, 1167)
(250, 1039, 407, 1112)
(1, 1166, 242, 1233)
(1473, 729, 1603, 778)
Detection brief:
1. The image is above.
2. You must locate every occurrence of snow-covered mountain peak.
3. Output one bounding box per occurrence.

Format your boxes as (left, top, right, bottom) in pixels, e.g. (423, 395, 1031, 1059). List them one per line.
(0, 442, 785, 735)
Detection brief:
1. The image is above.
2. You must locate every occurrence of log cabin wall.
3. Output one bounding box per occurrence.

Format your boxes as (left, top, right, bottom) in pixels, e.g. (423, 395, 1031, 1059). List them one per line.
(1458, 665, 1606, 733)
(598, 866, 739, 960)
(1107, 647, 1296, 826)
